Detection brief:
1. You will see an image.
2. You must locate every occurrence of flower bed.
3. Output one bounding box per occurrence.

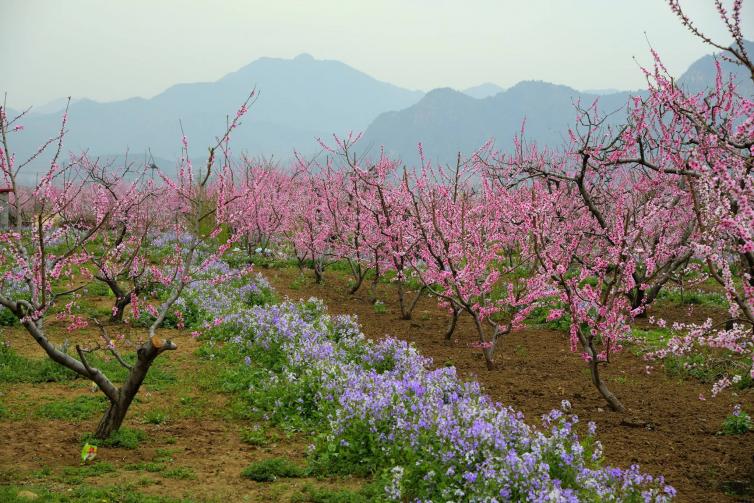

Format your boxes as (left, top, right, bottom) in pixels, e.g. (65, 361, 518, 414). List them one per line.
(201, 285, 675, 501)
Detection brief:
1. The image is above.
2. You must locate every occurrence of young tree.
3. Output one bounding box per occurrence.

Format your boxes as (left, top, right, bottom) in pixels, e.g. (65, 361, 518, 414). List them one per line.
(286, 156, 334, 284)
(236, 156, 294, 260)
(404, 149, 544, 369)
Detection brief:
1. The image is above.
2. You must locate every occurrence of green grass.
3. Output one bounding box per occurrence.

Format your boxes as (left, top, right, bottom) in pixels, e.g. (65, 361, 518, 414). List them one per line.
(162, 467, 196, 480)
(125, 462, 166, 473)
(83, 427, 146, 449)
(0, 306, 19, 326)
(142, 409, 169, 425)
(240, 426, 278, 446)
(630, 328, 673, 351)
(83, 281, 113, 297)
(59, 462, 116, 484)
(0, 344, 78, 384)
(0, 344, 175, 389)
(656, 288, 728, 307)
(241, 458, 306, 482)
(291, 484, 376, 503)
(372, 300, 387, 314)
(35, 395, 108, 421)
(0, 484, 188, 502)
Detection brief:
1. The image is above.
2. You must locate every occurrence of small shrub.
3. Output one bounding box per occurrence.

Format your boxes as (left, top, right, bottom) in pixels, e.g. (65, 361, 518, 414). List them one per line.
(241, 458, 305, 482)
(721, 404, 752, 435)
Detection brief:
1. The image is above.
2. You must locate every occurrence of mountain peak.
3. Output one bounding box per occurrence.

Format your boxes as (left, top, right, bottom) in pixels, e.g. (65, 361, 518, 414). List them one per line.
(294, 53, 315, 62)
(463, 83, 505, 99)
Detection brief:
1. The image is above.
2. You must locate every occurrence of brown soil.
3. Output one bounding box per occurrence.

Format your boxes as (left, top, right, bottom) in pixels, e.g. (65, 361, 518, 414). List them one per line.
(262, 267, 754, 503)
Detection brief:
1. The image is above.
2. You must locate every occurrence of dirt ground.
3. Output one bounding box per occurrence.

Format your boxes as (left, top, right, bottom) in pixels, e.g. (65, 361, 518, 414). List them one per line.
(262, 267, 754, 503)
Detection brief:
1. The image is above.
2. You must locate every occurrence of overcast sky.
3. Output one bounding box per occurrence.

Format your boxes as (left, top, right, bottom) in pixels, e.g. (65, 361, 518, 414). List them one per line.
(2, 0, 752, 109)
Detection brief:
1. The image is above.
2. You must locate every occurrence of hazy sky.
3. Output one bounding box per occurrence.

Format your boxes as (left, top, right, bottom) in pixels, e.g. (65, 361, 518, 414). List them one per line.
(2, 0, 752, 109)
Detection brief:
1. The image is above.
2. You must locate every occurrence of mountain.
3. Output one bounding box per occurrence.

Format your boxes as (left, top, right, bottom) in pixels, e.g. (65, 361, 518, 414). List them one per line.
(463, 83, 505, 99)
(30, 97, 83, 115)
(361, 82, 635, 164)
(361, 43, 754, 165)
(9, 54, 424, 179)
(582, 88, 622, 95)
(678, 40, 754, 96)
(7, 43, 748, 177)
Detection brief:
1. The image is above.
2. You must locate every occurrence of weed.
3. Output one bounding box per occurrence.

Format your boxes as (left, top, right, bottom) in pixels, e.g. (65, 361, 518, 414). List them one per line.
(241, 457, 306, 481)
(59, 462, 116, 483)
(240, 426, 278, 446)
(143, 409, 169, 425)
(721, 405, 752, 435)
(162, 467, 196, 480)
(0, 484, 185, 502)
(373, 300, 387, 314)
(291, 484, 373, 503)
(126, 462, 165, 473)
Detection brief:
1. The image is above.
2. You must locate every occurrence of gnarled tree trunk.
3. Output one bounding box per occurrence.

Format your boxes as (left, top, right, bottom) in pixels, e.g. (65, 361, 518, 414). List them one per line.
(95, 335, 177, 439)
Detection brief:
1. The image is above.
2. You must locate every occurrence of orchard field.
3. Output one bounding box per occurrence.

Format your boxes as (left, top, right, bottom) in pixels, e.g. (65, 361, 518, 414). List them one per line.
(1, 1, 754, 502)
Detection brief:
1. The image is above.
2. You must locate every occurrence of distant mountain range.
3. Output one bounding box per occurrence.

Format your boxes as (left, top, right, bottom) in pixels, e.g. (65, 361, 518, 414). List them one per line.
(4, 42, 752, 178)
(361, 83, 636, 165)
(462, 83, 506, 99)
(677, 40, 754, 96)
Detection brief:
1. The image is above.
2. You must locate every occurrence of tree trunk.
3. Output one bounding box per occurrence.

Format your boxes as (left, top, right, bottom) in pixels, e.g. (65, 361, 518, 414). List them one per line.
(444, 303, 460, 341)
(472, 314, 497, 370)
(347, 261, 366, 295)
(313, 262, 323, 284)
(397, 281, 409, 320)
(110, 294, 131, 322)
(630, 287, 646, 316)
(368, 276, 379, 304)
(93, 335, 177, 439)
(94, 401, 128, 439)
(397, 282, 425, 321)
(349, 275, 364, 294)
(588, 356, 625, 412)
